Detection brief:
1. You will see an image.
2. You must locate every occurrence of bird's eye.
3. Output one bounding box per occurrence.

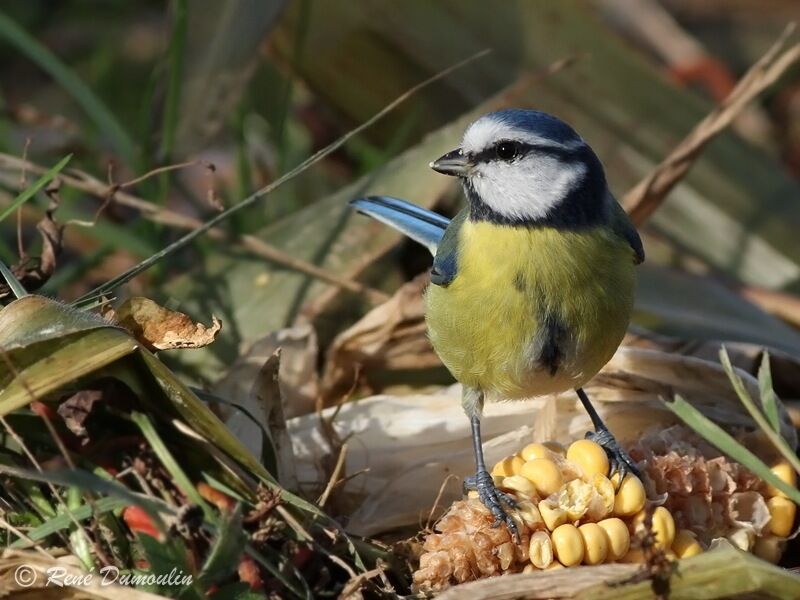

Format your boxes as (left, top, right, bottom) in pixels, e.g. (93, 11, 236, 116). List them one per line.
(495, 141, 519, 161)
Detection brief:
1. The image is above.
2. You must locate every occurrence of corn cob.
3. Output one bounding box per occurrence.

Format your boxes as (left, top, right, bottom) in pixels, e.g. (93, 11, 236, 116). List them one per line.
(412, 425, 798, 591)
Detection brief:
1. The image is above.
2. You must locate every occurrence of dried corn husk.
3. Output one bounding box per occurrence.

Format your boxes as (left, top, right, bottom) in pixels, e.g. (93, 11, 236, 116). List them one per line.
(288, 346, 796, 536)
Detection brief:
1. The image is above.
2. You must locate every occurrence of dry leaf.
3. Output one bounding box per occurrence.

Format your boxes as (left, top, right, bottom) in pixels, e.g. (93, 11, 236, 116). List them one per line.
(56, 389, 102, 440)
(218, 325, 319, 461)
(250, 349, 298, 489)
(0, 188, 64, 301)
(113, 297, 221, 351)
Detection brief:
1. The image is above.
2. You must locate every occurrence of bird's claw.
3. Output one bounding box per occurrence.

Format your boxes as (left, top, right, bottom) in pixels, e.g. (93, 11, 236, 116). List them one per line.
(464, 470, 520, 542)
(585, 428, 641, 482)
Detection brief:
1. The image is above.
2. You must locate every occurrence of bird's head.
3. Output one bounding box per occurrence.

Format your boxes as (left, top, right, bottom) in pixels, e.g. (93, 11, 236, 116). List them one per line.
(430, 109, 608, 226)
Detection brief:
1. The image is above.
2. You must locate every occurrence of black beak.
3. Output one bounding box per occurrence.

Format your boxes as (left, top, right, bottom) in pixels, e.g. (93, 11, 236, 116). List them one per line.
(430, 148, 470, 176)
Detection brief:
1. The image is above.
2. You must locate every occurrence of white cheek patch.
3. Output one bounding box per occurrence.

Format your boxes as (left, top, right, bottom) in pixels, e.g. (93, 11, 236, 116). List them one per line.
(469, 156, 587, 221)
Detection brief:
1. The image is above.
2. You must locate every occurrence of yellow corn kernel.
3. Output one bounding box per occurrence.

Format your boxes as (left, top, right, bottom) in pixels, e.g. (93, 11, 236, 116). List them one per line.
(520, 443, 552, 462)
(551, 524, 585, 567)
(539, 499, 568, 531)
(528, 530, 554, 569)
(545, 560, 565, 570)
(492, 455, 525, 477)
(652, 507, 676, 549)
(632, 507, 676, 550)
(766, 461, 797, 498)
(522, 563, 536, 574)
(578, 523, 609, 565)
(672, 529, 702, 558)
(597, 518, 630, 561)
(768, 496, 797, 537)
(557, 479, 594, 521)
(520, 458, 564, 497)
(501, 475, 537, 498)
(515, 500, 544, 529)
(567, 439, 610, 479)
(753, 535, 785, 564)
(613, 474, 646, 516)
(587, 474, 615, 520)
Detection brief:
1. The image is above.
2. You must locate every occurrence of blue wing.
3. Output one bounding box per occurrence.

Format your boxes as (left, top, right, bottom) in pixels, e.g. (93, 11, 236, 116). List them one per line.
(350, 196, 449, 255)
(350, 195, 463, 287)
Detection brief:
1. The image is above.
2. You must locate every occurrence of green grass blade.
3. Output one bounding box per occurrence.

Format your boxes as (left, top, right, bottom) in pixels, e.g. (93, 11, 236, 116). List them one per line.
(0, 11, 135, 163)
(0, 154, 71, 223)
(197, 505, 247, 588)
(758, 351, 782, 433)
(130, 411, 214, 519)
(9, 496, 125, 549)
(0, 259, 26, 298)
(665, 394, 800, 503)
(719, 346, 800, 475)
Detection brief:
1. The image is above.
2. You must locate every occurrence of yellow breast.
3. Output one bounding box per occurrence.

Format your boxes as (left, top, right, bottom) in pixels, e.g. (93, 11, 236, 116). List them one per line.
(424, 220, 636, 399)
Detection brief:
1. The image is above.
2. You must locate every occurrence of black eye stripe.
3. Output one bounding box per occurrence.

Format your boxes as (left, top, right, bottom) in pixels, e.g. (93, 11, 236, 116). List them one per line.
(470, 141, 581, 164)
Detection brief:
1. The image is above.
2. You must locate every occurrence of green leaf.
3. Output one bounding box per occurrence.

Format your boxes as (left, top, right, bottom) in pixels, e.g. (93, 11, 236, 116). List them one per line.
(197, 505, 247, 589)
(138, 534, 201, 599)
(0, 259, 26, 299)
(0, 154, 71, 223)
(664, 395, 800, 504)
(0, 12, 135, 162)
(718, 346, 800, 476)
(758, 351, 781, 433)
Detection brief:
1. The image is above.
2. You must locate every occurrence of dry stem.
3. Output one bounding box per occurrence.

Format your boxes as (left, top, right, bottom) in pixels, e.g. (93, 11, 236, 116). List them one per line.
(623, 24, 800, 225)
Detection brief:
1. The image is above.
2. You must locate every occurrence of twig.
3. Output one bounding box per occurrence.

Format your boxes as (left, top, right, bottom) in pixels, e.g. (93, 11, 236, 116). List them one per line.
(0, 152, 390, 304)
(425, 474, 459, 531)
(16, 137, 31, 260)
(623, 24, 800, 225)
(317, 442, 347, 508)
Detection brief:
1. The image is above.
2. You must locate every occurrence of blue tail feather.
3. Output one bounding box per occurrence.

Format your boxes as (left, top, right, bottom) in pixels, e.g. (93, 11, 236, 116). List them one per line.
(349, 195, 449, 255)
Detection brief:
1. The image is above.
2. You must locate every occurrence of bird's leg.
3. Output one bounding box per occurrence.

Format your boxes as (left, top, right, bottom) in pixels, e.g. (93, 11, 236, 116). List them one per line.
(576, 387, 640, 481)
(461, 388, 519, 541)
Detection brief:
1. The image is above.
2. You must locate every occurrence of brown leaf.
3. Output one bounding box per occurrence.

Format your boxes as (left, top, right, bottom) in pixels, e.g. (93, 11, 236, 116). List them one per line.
(57, 389, 103, 440)
(321, 273, 439, 404)
(0, 187, 64, 300)
(114, 297, 221, 351)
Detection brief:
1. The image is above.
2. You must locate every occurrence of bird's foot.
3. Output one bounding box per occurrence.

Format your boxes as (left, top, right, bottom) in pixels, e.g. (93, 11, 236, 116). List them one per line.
(586, 428, 641, 482)
(464, 469, 520, 542)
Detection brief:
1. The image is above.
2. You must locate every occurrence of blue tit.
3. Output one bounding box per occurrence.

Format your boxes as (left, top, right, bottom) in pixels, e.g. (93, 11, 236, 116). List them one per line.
(350, 109, 644, 539)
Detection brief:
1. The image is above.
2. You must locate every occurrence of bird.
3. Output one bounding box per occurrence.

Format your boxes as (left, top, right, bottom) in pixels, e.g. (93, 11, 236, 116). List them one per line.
(350, 109, 644, 540)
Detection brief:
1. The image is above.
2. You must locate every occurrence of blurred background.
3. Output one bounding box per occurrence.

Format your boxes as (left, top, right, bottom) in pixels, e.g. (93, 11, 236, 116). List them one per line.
(1, 0, 800, 392)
